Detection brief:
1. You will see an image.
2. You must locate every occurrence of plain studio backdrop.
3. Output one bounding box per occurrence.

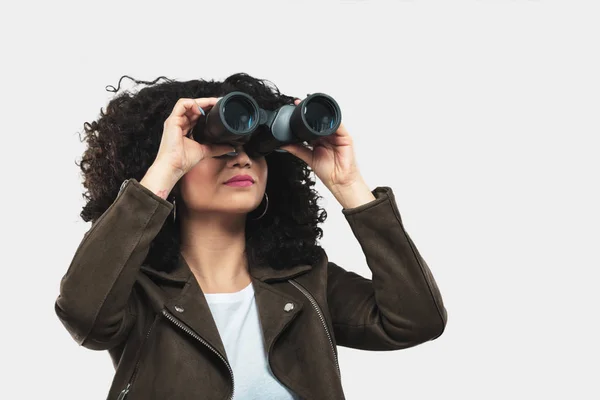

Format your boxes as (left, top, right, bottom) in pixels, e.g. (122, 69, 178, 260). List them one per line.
(1, 0, 598, 399)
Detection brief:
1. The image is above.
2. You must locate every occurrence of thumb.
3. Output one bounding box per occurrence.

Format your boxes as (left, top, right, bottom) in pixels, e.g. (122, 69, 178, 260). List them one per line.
(205, 143, 238, 158)
(279, 143, 313, 167)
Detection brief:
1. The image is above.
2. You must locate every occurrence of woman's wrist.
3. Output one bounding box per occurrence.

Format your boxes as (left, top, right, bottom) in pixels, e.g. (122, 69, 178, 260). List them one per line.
(140, 163, 181, 200)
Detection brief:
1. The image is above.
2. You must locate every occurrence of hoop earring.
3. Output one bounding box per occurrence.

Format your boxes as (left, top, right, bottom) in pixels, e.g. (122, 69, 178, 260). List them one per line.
(251, 192, 269, 221)
(172, 198, 177, 223)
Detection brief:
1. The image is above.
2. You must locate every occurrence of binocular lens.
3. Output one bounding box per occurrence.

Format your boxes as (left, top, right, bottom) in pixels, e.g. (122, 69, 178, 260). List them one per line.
(223, 97, 256, 132)
(304, 97, 337, 133)
(198, 90, 341, 155)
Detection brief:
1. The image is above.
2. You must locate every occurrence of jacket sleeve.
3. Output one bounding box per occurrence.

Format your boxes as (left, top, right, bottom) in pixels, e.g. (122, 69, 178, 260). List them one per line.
(326, 186, 447, 351)
(54, 178, 173, 351)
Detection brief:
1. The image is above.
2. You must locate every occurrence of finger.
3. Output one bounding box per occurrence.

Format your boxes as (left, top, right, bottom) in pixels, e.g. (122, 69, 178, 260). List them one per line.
(333, 121, 350, 138)
(193, 97, 220, 108)
(206, 143, 237, 158)
(171, 98, 219, 128)
(172, 98, 205, 119)
(186, 97, 219, 134)
(165, 115, 193, 133)
(279, 143, 313, 167)
(294, 98, 301, 106)
(309, 138, 332, 150)
(193, 97, 220, 116)
(169, 100, 202, 133)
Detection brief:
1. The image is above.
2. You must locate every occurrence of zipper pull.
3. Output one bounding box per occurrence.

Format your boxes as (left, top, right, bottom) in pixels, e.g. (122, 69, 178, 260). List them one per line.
(117, 383, 131, 400)
(118, 179, 130, 196)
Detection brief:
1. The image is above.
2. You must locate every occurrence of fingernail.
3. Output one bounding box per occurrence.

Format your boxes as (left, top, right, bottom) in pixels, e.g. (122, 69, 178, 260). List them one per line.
(198, 106, 205, 116)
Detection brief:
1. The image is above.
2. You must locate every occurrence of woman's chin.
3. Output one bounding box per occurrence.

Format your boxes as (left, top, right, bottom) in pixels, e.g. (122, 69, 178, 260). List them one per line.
(222, 202, 262, 215)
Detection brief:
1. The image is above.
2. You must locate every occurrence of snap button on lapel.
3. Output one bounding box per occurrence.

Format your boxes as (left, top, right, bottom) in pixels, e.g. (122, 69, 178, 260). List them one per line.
(284, 302, 294, 312)
(174, 305, 185, 313)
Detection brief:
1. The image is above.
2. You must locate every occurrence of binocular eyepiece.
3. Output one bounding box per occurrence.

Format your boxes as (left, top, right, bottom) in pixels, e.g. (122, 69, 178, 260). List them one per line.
(191, 91, 342, 158)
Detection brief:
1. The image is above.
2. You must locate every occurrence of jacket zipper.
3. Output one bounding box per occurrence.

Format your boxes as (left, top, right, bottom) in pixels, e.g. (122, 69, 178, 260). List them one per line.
(118, 179, 130, 195)
(161, 309, 235, 400)
(117, 314, 158, 400)
(288, 279, 341, 378)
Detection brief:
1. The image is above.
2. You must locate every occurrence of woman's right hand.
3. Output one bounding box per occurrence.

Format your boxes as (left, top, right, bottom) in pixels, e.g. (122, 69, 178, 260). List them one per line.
(153, 97, 235, 179)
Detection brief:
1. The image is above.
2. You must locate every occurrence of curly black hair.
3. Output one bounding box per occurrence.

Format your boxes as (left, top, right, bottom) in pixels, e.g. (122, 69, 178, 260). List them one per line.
(77, 73, 328, 274)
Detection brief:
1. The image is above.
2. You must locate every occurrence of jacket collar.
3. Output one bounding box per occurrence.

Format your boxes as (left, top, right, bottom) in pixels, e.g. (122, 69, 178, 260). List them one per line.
(139, 251, 313, 370)
(140, 252, 313, 284)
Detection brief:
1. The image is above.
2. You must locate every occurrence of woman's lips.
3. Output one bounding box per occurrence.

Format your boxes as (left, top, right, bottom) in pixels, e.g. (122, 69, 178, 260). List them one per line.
(224, 180, 254, 187)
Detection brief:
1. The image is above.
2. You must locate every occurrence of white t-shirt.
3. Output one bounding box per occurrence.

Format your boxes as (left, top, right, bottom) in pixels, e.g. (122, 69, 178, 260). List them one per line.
(205, 282, 300, 400)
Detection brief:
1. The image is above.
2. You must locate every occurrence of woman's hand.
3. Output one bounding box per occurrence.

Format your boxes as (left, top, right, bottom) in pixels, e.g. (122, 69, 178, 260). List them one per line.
(154, 97, 235, 179)
(279, 98, 363, 191)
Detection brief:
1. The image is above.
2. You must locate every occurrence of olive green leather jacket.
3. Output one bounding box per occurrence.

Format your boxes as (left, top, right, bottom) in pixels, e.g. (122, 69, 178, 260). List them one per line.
(55, 178, 447, 399)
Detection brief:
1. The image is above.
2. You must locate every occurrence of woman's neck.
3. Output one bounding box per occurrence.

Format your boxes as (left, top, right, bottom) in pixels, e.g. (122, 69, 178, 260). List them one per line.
(179, 212, 251, 294)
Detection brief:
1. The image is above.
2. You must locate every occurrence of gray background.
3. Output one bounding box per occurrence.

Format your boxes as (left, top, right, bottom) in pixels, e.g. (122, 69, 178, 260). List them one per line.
(2, 0, 598, 399)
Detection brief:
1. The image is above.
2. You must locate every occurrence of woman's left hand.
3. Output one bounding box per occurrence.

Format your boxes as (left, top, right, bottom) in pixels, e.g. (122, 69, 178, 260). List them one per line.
(279, 98, 363, 191)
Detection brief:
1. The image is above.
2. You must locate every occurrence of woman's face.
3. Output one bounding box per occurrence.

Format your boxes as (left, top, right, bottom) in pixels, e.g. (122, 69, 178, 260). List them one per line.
(178, 147, 268, 217)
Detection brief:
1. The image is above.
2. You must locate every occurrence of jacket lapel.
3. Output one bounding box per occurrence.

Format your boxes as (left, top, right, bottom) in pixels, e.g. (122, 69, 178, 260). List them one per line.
(140, 252, 313, 365)
(249, 277, 305, 359)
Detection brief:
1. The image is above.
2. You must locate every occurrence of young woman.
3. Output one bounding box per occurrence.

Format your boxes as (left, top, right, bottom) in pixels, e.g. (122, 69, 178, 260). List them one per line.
(54, 73, 447, 399)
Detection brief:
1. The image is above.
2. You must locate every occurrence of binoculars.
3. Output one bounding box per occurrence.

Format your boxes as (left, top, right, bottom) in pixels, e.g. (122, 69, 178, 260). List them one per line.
(189, 91, 342, 158)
